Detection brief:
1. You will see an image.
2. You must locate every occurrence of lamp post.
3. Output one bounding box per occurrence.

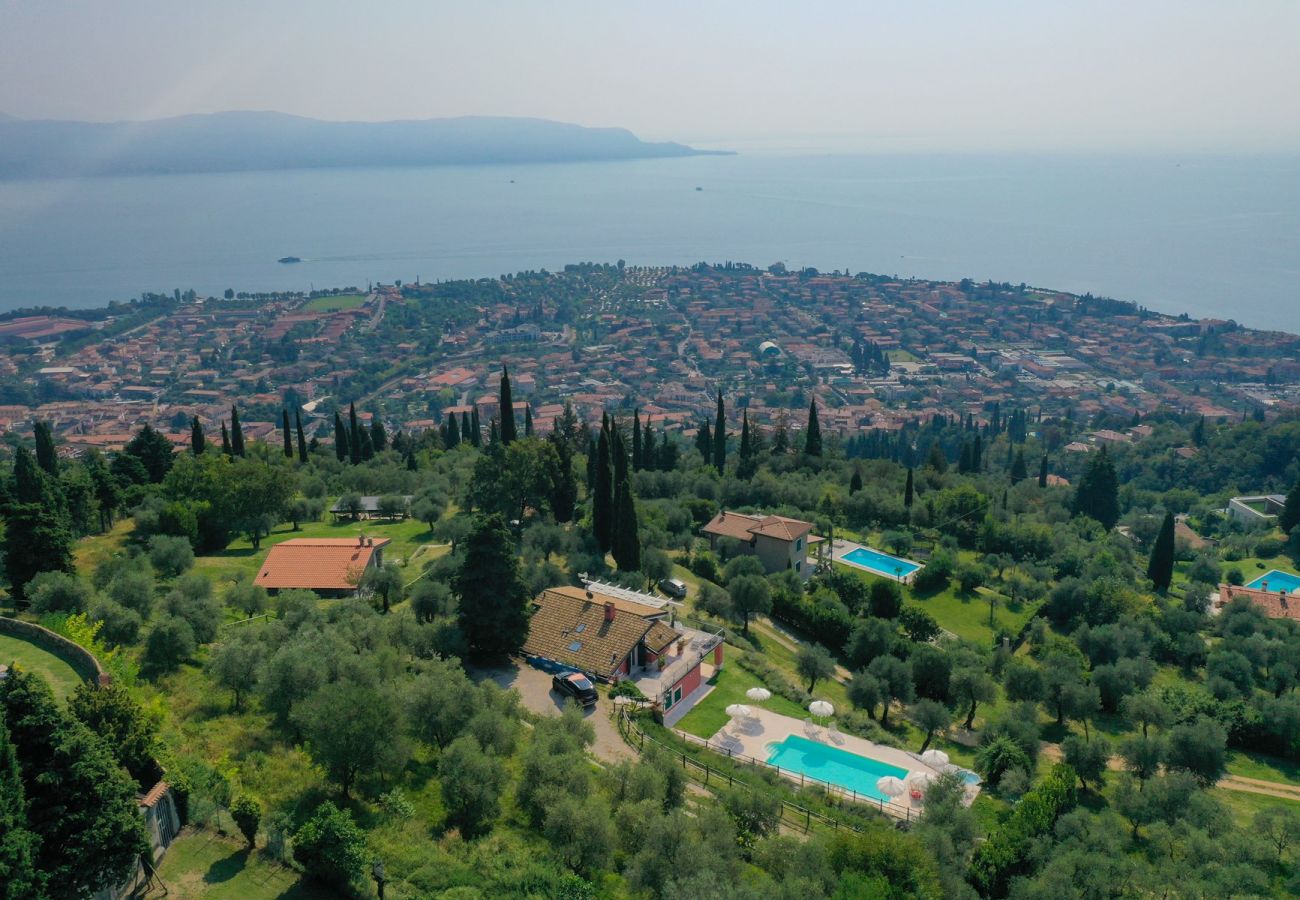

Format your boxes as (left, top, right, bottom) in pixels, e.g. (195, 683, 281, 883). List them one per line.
(371, 858, 386, 900)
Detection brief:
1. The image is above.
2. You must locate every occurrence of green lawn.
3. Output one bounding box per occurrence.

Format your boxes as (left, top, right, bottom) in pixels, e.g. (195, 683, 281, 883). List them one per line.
(155, 829, 330, 899)
(192, 513, 439, 583)
(1226, 749, 1300, 783)
(675, 661, 807, 739)
(1211, 787, 1300, 829)
(0, 633, 85, 700)
(302, 293, 367, 312)
(902, 579, 1041, 645)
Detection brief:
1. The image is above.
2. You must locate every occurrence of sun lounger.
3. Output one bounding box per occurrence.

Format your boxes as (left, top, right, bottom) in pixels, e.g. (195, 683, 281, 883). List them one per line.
(828, 721, 845, 745)
(804, 717, 821, 738)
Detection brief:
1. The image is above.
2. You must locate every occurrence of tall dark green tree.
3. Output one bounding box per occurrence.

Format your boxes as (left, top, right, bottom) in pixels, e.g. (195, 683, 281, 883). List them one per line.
(453, 515, 531, 659)
(548, 433, 577, 523)
(593, 418, 614, 554)
(347, 403, 361, 465)
(123, 423, 175, 482)
(1147, 512, 1176, 592)
(446, 411, 461, 448)
(191, 416, 205, 456)
(221, 421, 232, 456)
(295, 409, 308, 463)
(737, 410, 757, 480)
(499, 367, 517, 445)
(632, 411, 643, 471)
(696, 420, 713, 466)
(849, 467, 863, 494)
(371, 419, 387, 453)
(904, 467, 914, 508)
(0, 671, 146, 895)
(282, 409, 294, 458)
(4, 447, 74, 604)
(713, 393, 727, 472)
(333, 411, 349, 463)
(33, 421, 58, 476)
(0, 712, 38, 898)
(1281, 475, 1300, 535)
(804, 398, 822, 456)
(1072, 447, 1121, 530)
(230, 405, 245, 457)
(524, 404, 533, 438)
(469, 408, 481, 447)
(1038, 453, 1049, 488)
(1009, 449, 1028, 485)
(612, 476, 640, 572)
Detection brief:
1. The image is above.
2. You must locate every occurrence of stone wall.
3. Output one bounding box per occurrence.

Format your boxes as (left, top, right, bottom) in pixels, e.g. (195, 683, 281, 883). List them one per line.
(0, 616, 107, 685)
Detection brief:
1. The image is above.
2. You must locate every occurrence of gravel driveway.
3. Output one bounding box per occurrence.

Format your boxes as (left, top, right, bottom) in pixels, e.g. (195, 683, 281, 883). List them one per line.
(471, 660, 633, 762)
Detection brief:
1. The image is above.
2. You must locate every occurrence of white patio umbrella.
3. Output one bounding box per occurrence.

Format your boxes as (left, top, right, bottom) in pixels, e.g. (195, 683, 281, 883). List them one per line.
(908, 771, 936, 791)
(725, 703, 753, 720)
(920, 748, 950, 769)
(746, 687, 772, 703)
(876, 776, 907, 799)
(809, 700, 835, 720)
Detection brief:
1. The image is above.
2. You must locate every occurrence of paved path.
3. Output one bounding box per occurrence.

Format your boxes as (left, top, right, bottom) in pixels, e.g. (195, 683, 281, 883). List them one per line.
(472, 661, 632, 762)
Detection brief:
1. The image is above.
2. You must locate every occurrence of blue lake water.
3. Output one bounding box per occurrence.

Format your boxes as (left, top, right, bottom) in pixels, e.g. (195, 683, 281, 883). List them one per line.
(766, 733, 909, 801)
(0, 153, 1298, 331)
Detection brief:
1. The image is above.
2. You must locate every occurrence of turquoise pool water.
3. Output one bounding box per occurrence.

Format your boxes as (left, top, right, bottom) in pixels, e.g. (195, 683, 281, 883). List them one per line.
(841, 546, 922, 579)
(766, 734, 909, 801)
(1246, 570, 1300, 593)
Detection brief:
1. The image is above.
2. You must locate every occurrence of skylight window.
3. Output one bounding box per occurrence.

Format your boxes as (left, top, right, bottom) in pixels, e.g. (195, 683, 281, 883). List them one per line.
(568, 641, 583, 652)
(574, 623, 587, 633)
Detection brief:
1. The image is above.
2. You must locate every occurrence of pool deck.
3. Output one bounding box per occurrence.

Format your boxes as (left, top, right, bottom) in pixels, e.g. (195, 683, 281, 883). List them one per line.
(830, 538, 922, 585)
(703, 707, 976, 817)
(1245, 569, 1300, 593)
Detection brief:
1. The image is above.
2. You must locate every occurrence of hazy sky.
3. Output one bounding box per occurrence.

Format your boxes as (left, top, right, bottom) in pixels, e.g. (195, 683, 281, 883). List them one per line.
(3, 0, 1298, 152)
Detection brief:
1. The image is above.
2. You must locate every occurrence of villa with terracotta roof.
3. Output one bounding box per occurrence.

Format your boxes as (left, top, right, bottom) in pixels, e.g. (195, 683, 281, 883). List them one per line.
(701, 510, 820, 579)
(255, 536, 391, 596)
(522, 582, 724, 727)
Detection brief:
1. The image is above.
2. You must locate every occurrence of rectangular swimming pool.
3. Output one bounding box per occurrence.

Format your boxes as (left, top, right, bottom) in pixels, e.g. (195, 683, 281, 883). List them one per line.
(766, 734, 909, 801)
(1245, 569, 1300, 594)
(839, 545, 922, 581)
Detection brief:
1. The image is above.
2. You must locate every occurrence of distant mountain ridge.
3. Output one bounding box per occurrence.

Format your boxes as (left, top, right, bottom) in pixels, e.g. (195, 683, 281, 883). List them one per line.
(0, 111, 727, 178)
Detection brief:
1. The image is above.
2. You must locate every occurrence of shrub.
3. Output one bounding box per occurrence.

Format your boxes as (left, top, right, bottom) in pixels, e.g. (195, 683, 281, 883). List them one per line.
(609, 680, 647, 701)
(689, 550, 721, 584)
(142, 616, 196, 675)
(89, 599, 143, 647)
(294, 801, 367, 889)
(148, 535, 194, 578)
(968, 764, 1077, 897)
(230, 795, 261, 847)
(28, 571, 94, 614)
(1226, 568, 1244, 586)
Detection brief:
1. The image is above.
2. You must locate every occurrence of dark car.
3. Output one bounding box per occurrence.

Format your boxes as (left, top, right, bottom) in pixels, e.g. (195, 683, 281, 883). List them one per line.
(552, 671, 598, 707)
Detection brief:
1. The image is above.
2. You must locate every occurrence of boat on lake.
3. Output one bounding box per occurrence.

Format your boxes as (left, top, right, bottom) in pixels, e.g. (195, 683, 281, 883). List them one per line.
(278, 256, 301, 264)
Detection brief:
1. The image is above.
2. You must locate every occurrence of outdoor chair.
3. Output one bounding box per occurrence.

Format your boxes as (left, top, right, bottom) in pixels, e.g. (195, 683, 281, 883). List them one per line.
(828, 721, 845, 745)
(804, 717, 821, 738)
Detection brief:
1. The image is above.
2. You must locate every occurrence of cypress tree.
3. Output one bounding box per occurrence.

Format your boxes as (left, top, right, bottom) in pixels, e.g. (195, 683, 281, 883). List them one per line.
(4, 448, 73, 605)
(850, 467, 863, 494)
(549, 434, 577, 524)
(642, 421, 657, 471)
(333, 411, 349, 462)
(524, 404, 534, 438)
(1147, 512, 1176, 592)
(0, 714, 38, 898)
(972, 433, 982, 471)
(221, 422, 232, 456)
(447, 412, 461, 448)
(230, 405, 245, 456)
(282, 409, 293, 458)
(697, 420, 713, 466)
(295, 409, 308, 463)
(469, 408, 481, 447)
(1279, 475, 1300, 535)
(904, 467, 914, 508)
(593, 417, 614, 554)
(360, 428, 375, 461)
(632, 411, 643, 471)
(958, 442, 973, 474)
(191, 417, 205, 456)
(33, 421, 58, 475)
(586, 436, 598, 491)
(499, 366, 517, 445)
(371, 418, 388, 452)
(1038, 454, 1049, 488)
(452, 515, 531, 660)
(737, 410, 757, 480)
(713, 393, 727, 472)
(1072, 447, 1121, 530)
(1009, 449, 1028, 485)
(348, 403, 361, 464)
(804, 398, 822, 456)
(405, 450, 418, 471)
(488, 418, 500, 446)
(612, 476, 640, 572)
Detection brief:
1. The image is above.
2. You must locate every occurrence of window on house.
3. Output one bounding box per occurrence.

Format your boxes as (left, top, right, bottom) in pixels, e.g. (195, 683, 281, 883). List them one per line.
(795, 561, 802, 573)
(665, 691, 673, 710)
(796, 538, 802, 551)
(568, 641, 582, 652)
(673, 687, 682, 705)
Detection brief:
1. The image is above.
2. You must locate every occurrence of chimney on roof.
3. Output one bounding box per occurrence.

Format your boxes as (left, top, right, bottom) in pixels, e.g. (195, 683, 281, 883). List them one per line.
(358, 534, 365, 547)
(604, 601, 615, 622)
(585, 590, 594, 600)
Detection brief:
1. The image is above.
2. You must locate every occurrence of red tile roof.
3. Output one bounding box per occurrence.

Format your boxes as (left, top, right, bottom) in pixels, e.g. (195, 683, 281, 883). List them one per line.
(701, 510, 813, 543)
(255, 538, 390, 591)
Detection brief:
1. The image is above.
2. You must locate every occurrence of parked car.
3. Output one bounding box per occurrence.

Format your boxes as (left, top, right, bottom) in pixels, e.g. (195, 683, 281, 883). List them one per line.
(552, 671, 598, 707)
(658, 577, 688, 598)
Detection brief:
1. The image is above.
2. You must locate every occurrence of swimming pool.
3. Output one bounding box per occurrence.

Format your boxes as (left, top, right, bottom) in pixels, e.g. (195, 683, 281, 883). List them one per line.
(1245, 569, 1300, 594)
(766, 734, 909, 801)
(839, 545, 923, 581)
